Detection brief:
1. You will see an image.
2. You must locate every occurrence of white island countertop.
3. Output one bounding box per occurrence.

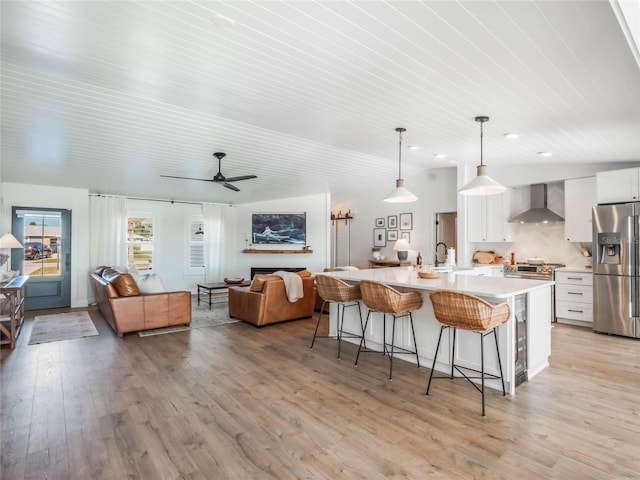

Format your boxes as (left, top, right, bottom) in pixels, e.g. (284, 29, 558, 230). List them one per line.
(325, 266, 554, 299)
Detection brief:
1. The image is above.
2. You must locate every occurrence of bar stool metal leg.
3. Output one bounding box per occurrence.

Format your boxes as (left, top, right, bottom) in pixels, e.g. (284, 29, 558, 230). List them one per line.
(310, 299, 328, 349)
(426, 325, 445, 395)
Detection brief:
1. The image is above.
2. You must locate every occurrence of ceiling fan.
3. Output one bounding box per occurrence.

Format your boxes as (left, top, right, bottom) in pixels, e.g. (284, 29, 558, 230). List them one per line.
(161, 152, 257, 192)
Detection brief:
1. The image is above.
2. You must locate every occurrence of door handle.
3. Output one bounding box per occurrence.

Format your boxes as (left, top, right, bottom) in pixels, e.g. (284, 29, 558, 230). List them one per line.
(65, 253, 71, 272)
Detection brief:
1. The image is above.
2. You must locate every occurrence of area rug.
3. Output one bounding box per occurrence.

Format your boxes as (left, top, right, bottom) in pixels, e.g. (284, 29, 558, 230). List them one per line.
(137, 300, 239, 337)
(29, 311, 99, 345)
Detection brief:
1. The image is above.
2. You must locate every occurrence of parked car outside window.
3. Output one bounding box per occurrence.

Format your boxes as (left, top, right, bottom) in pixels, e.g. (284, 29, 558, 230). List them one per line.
(24, 242, 52, 260)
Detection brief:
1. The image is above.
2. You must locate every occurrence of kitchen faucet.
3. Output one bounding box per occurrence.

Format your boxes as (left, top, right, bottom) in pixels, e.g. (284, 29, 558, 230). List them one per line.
(435, 242, 447, 266)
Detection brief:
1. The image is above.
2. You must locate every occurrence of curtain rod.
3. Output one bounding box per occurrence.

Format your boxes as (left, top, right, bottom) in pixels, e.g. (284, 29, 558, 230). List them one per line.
(88, 193, 235, 207)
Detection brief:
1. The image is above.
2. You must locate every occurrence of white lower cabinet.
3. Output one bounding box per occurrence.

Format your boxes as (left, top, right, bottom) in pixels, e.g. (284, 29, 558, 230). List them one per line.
(555, 269, 593, 326)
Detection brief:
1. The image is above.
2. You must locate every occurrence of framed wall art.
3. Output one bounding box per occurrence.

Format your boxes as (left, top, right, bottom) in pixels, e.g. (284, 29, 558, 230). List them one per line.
(400, 231, 411, 242)
(387, 230, 398, 241)
(387, 215, 397, 229)
(399, 212, 413, 230)
(373, 228, 386, 247)
(375, 218, 385, 227)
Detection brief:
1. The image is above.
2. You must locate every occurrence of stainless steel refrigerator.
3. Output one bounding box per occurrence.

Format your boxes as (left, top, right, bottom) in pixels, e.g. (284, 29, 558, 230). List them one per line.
(592, 202, 640, 338)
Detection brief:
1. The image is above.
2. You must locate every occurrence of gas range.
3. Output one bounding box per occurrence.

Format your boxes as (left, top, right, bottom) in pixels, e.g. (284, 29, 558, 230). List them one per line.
(504, 262, 566, 280)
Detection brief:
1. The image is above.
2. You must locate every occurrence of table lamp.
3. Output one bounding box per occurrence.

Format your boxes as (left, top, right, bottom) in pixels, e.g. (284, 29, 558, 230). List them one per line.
(0, 233, 24, 278)
(393, 238, 411, 261)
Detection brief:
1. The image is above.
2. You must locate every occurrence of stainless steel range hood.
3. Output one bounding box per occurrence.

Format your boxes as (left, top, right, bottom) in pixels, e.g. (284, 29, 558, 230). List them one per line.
(509, 183, 564, 223)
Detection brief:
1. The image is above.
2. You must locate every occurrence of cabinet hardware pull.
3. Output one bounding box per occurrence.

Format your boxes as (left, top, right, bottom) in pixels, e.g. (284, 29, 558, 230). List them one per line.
(568, 309, 584, 313)
(567, 277, 583, 280)
(568, 292, 583, 295)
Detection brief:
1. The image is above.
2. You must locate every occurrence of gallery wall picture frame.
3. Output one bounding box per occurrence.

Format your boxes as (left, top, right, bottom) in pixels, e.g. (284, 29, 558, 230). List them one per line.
(373, 228, 386, 247)
(387, 230, 398, 241)
(400, 231, 411, 242)
(399, 212, 413, 230)
(375, 218, 385, 227)
(387, 215, 397, 229)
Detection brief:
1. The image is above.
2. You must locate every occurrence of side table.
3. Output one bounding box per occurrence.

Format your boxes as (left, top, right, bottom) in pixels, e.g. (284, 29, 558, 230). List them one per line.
(197, 281, 250, 310)
(1, 275, 29, 349)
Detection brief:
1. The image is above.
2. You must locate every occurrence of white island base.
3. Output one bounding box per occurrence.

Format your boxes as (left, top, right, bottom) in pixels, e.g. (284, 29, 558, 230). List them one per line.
(325, 268, 554, 395)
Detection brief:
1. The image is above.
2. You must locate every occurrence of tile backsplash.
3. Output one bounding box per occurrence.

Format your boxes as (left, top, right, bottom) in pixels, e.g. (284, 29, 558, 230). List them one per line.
(473, 223, 591, 268)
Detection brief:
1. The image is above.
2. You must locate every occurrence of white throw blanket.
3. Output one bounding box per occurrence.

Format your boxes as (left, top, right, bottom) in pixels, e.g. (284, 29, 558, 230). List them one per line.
(273, 271, 304, 302)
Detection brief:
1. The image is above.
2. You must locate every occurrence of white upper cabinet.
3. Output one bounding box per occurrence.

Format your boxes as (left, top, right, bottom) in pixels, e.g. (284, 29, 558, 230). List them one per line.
(596, 167, 640, 204)
(564, 177, 596, 242)
(467, 190, 513, 242)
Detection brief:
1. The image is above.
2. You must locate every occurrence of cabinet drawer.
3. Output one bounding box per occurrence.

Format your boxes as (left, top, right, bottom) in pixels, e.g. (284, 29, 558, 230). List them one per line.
(556, 284, 593, 303)
(556, 301, 593, 322)
(555, 271, 593, 286)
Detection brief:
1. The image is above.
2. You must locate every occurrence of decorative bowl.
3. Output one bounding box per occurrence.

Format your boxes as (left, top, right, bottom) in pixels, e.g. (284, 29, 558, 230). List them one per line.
(417, 271, 440, 279)
(224, 277, 245, 285)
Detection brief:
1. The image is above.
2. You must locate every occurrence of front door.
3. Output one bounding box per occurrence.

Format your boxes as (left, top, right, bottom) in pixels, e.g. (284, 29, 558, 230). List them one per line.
(11, 207, 72, 310)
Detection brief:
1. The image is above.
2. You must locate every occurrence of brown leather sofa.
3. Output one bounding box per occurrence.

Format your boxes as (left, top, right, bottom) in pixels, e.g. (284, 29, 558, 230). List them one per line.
(90, 266, 191, 336)
(228, 270, 315, 326)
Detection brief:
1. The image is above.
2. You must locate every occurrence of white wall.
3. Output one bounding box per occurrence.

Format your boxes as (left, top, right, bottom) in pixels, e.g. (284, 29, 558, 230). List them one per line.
(333, 167, 458, 267)
(2, 182, 90, 307)
(228, 193, 331, 276)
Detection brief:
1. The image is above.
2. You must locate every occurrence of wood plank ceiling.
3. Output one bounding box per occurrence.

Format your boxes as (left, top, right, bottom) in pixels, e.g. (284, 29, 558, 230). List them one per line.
(1, 1, 639, 204)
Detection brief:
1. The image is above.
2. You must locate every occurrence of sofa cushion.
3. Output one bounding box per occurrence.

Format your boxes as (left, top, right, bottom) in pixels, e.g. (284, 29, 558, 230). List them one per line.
(133, 273, 167, 294)
(250, 274, 269, 292)
(101, 268, 139, 297)
(111, 273, 140, 297)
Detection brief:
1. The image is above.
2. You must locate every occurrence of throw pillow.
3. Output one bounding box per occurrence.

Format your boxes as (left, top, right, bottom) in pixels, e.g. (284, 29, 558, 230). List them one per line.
(110, 273, 140, 297)
(133, 273, 167, 294)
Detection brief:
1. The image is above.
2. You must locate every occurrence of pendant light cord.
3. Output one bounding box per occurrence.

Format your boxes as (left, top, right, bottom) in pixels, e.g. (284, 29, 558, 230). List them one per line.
(475, 116, 489, 168)
(395, 127, 406, 179)
(479, 120, 484, 167)
(398, 129, 403, 178)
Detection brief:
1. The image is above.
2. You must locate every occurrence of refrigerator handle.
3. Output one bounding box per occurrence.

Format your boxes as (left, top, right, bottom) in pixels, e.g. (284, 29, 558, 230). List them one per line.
(633, 277, 640, 319)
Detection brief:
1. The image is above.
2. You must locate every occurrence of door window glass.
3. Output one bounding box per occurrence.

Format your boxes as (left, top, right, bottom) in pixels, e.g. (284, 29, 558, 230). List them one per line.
(16, 210, 62, 277)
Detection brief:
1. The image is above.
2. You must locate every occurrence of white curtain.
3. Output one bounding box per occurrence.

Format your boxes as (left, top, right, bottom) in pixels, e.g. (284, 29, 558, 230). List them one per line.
(202, 203, 223, 282)
(89, 195, 127, 269)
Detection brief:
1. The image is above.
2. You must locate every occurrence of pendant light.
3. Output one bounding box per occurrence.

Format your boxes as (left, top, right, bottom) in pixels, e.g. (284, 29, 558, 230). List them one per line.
(459, 116, 506, 196)
(384, 127, 418, 203)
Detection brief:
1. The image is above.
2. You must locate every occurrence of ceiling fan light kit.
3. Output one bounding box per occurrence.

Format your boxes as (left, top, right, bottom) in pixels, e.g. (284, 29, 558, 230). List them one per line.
(459, 116, 507, 196)
(384, 127, 418, 203)
(160, 152, 257, 192)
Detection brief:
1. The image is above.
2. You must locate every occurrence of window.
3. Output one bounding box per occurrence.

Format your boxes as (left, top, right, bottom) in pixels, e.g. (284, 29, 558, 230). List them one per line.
(127, 215, 154, 271)
(186, 216, 205, 274)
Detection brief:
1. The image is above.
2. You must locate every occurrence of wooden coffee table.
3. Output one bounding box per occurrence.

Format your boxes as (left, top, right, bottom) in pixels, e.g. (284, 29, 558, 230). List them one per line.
(197, 281, 249, 309)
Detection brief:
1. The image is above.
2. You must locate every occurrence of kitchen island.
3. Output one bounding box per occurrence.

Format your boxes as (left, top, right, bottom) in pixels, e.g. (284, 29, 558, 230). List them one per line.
(323, 267, 554, 395)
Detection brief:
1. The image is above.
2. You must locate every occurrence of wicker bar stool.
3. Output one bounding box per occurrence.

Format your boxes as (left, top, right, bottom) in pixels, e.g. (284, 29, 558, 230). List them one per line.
(310, 274, 365, 359)
(356, 280, 423, 379)
(426, 289, 511, 416)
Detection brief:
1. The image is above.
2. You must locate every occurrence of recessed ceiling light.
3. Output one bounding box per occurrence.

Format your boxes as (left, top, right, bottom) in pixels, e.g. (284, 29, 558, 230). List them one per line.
(504, 133, 520, 139)
(211, 13, 235, 28)
(407, 145, 420, 150)
(537, 151, 553, 157)
(434, 153, 446, 159)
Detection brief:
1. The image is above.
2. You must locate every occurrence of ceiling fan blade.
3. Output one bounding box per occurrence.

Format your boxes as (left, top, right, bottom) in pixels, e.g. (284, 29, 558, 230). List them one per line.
(160, 175, 214, 182)
(223, 183, 240, 192)
(224, 175, 258, 182)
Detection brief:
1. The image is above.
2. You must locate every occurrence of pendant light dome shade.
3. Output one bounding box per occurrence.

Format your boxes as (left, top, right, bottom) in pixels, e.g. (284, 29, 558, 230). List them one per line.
(384, 127, 418, 203)
(459, 116, 506, 196)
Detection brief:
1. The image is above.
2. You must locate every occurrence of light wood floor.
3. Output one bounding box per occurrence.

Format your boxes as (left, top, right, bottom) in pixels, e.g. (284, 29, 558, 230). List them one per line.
(1, 307, 639, 479)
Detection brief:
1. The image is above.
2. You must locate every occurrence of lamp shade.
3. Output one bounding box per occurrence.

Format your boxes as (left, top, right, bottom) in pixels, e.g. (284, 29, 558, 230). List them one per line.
(0, 233, 23, 248)
(393, 238, 411, 251)
(384, 179, 418, 203)
(459, 165, 507, 196)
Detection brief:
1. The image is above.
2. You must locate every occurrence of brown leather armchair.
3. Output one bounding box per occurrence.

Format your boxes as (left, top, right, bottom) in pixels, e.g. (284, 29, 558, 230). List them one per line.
(228, 270, 315, 327)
